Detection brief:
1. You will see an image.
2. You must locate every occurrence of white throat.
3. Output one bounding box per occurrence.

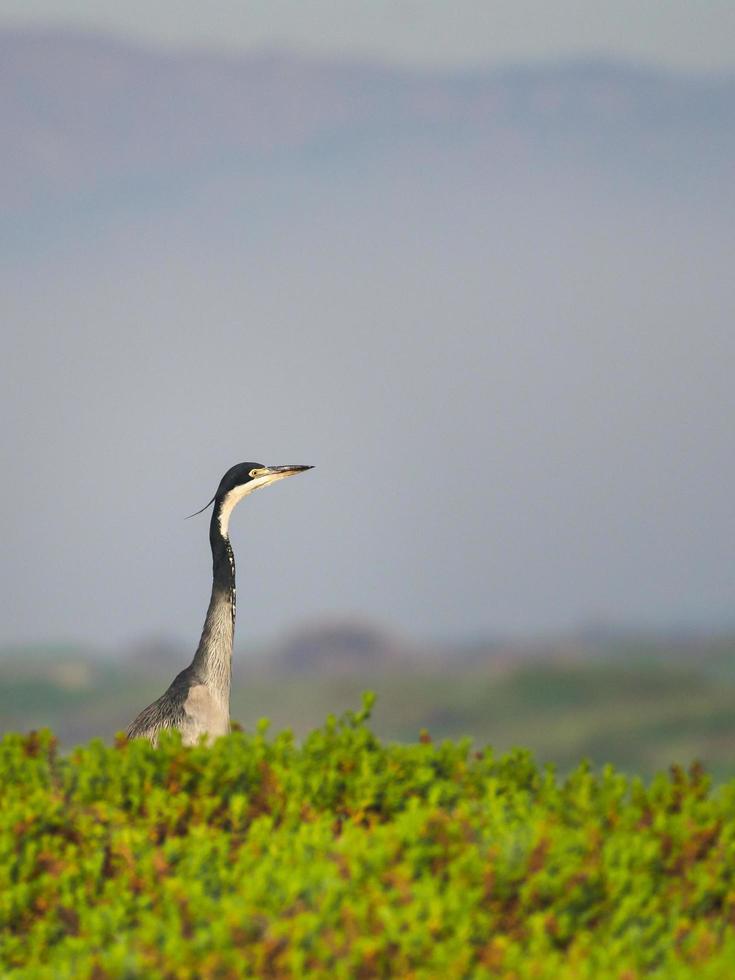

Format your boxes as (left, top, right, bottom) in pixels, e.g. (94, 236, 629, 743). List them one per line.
(217, 473, 293, 538)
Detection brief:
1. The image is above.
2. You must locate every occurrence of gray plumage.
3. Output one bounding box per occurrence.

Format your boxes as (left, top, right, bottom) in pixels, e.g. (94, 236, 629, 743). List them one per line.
(126, 582, 234, 745)
(126, 462, 312, 746)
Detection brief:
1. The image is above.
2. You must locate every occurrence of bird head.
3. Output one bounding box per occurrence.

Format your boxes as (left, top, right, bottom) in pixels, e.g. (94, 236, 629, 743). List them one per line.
(191, 462, 313, 538)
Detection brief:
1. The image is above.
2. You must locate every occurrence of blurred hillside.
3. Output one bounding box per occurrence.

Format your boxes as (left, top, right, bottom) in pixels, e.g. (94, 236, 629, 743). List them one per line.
(2, 625, 735, 779)
(3, 28, 734, 227)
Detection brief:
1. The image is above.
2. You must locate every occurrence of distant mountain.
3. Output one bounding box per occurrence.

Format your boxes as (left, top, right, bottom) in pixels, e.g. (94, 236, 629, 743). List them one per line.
(274, 619, 416, 672)
(2, 28, 733, 220)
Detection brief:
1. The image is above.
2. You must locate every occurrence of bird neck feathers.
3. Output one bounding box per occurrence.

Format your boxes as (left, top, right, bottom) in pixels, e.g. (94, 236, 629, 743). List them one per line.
(191, 531, 236, 700)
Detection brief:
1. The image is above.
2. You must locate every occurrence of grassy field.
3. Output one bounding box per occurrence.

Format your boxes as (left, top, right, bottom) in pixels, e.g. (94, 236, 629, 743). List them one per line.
(2, 635, 735, 779)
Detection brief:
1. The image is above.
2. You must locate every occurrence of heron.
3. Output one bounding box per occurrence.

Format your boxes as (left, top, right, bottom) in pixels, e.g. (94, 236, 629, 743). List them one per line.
(127, 462, 313, 744)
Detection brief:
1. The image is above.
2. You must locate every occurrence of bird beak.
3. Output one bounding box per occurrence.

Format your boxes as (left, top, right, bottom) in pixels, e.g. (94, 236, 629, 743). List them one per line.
(251, 464, 314, 482)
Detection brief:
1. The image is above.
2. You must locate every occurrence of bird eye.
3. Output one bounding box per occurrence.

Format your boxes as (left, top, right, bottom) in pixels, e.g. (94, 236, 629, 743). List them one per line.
(249, 468, 259, 478)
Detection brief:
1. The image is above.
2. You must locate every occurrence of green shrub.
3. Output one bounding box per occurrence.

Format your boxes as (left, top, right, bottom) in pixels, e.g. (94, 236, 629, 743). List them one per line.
(2, 694, 735, 978)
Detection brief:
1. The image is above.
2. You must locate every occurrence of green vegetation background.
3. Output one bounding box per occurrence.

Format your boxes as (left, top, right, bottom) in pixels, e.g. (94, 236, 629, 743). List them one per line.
(3, 697, 735, 977)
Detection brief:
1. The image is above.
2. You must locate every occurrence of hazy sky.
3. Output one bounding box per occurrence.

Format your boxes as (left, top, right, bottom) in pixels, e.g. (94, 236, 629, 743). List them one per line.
(2, 0, 735, 71)
(1, 24, 733, 651)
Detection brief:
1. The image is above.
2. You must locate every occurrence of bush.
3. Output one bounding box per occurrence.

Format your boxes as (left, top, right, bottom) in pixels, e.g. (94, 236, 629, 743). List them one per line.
(2, 694, 735, 978)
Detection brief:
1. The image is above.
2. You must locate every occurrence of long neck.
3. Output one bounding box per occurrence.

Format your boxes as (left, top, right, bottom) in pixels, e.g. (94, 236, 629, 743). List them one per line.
(190, 514, 236, 701)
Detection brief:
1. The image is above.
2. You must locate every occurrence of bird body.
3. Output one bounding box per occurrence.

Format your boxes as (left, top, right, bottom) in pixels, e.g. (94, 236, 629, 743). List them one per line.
(127, 462, 312, 745)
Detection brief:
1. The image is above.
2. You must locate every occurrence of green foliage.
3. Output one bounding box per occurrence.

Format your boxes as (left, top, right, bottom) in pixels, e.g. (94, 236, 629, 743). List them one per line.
(2, 695, 735, 978)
